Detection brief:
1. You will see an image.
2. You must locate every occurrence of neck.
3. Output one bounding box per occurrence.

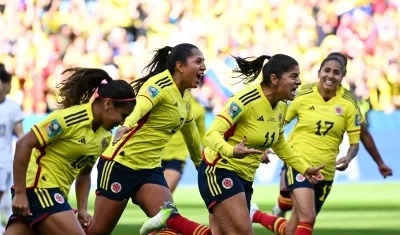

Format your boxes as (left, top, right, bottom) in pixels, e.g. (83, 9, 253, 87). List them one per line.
(91, 101, 102, 132)
(172, 74, 186, 95)
(318, 85, 336, 100)
(261, 84, 281, 108)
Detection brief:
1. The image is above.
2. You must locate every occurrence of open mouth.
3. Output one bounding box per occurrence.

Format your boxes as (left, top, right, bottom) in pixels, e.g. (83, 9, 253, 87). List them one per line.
(324, 79, 335, 87)
(291, 87, 298, 96)
(196, 72, 204, 82)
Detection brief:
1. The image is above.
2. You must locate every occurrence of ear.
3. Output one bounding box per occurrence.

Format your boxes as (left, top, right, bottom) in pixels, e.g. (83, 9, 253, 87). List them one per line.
(270, 74, 279, 86)
(176, 61, 184, 73)
(104, 98, 114, 111)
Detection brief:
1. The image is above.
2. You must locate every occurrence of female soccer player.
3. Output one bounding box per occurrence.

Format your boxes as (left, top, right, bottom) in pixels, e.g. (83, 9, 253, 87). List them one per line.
(270, 52, 393, 218)
(251, 56, 362, 235)
(6, 68, 136, 235)
(161, 95, 206, 193)
(196, 54, 325, 235)
(87, 43, 212, 235)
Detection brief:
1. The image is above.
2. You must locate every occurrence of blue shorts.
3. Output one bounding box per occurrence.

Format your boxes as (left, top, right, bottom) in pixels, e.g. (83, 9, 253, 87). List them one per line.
(161, 159, 186, 174)
(281, 165, 333, 214)
(197, 160, 253, 213)
(7, 188, 71, 228)
(96, 158, 169, 203)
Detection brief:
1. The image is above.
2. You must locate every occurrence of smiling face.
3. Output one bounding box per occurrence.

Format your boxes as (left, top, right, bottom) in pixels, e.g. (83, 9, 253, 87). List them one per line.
(318, 59, 343, 92)
(177, 48, 206, 89)
(274, 65, 301, 101)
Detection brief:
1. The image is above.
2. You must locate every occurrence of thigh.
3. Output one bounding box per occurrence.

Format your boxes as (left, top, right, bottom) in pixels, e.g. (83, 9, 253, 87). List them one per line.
(291, 188, 316, 221)
(209, 213, 225, 235)
(87, 195, 128, 235)
(314, 181, 333, 214)
(212, 193, 253, 235)
(133, 182, 173, 217)
(279, 165, 287, 191)
(5, 221, 38, 235)
(36, 210, 84, 235)
(163, 169, 182, 193)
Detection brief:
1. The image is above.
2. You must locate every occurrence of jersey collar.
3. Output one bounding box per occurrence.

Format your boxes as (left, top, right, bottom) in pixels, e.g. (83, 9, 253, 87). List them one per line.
(313, 83, 344, 101)
(86, 100, 95, 122)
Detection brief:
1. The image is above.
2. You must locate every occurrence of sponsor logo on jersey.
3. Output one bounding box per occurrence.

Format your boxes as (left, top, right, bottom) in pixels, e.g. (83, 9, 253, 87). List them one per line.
(222, 178, 233, 189)
(228, 102, 242, 119)
(111, 182, 122, 193)
(147, 86, 160, 98)
(335, 106, 344, 115)
(46, 119, 62, 138)
(54, 193, 65, 204)
(296, 173, 305, 182)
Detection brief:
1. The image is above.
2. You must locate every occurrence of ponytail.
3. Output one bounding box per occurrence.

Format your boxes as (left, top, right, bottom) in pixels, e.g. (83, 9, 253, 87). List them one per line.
(57, 68, 113, 109)
(131, 46, 173, 95)
(232, 55, 271, 84)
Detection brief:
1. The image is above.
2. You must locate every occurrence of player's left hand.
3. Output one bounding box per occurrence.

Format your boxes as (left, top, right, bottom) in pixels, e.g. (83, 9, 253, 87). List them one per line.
(378, 163, 393, 178)
(77, 209, 92, 228)
(336, 156, 351, 171)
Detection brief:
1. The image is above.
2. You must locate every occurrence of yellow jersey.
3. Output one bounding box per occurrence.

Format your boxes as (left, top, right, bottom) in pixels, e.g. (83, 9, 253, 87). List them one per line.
(162, 97, 206, 161)
(203, 84, 309, 182)
(286, 84, 361, 180)
(27, 102, 111, 198)
(102, 70, 202, 169)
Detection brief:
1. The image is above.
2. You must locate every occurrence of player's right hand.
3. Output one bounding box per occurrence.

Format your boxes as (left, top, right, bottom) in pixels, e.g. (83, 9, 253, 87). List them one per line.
(304, 165, 325, 184)
(112, 126, 134, 145)
(233, 136, 263, 158)
(12, 193, 32, 217)
(378, 163, 393, 178)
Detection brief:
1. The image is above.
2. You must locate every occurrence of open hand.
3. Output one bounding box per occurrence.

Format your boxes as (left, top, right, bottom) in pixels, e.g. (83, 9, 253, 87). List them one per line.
(112, 126, 134, 145)
(12, 193, 32, 217)
(233, 137, 262, 158)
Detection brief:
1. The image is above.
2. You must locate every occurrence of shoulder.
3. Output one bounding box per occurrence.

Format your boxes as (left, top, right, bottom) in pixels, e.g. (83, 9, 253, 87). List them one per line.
(53, 103, 91, 128)
(295, 83, 317, 98)
(340, 87, 359, 109)
(140, 70, 174, 98)
(233, 85, 262, 107)
(4, 98, 21, 111)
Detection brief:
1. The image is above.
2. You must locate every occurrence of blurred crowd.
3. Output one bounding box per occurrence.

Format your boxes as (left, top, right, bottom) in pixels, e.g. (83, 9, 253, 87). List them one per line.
(1, 0, 400, 114)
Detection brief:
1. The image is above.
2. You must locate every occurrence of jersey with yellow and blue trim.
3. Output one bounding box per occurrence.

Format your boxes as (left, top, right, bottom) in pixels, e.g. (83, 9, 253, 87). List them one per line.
(27, 101, 111, 198)
(102, 69, 202, 169)
(286, 84, 361, 180)
(203, 84, 309, 182)
(162, 96, 206, 161)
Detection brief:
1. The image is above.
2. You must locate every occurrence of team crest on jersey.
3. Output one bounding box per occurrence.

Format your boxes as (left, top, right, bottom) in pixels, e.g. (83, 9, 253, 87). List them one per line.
(147, 86, 160, 98)
(222, 178, 233, 189)
(46, 119, 62, 138)
(355, 114, 361, 127)
(334, 106, 344, 115)
(278, 113, 283, 122)
(296, 173, 305, 182)
(111, 182, 122, 193)
(101, 138, 109, 151)
(228, 102, 242, 119)
(54, 193, 65, 204)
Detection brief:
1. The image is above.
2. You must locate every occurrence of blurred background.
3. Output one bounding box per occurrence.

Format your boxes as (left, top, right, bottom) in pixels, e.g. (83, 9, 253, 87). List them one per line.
(1, 0, 399, 234)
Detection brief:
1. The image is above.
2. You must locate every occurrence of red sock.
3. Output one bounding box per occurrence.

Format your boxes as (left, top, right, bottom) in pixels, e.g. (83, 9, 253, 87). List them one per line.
(295, 221, 314, 235)
(166, 214, 211, 235)
(157, 228, 180, 235)
(278, 195, 293, 211)
(253, 210, 287, 235)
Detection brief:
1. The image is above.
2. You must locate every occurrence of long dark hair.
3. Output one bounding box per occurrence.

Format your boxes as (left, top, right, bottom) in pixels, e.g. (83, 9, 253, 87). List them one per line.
(130, 43, 199, 94)
(232, 54, 299, 85)
(57, 68, 135, 109)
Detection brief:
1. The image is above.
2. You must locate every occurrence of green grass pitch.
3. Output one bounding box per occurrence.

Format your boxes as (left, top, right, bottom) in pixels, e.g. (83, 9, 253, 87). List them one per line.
(68, 183, 400, 235)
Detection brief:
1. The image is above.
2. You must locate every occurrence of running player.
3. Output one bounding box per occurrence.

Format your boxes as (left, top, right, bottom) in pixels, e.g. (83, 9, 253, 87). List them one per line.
(0, 64, 24, 233)
(161, 95, 206, 193)
(270, 52, 393, 217)
(197, 54, 325, 235)
(6, 68, 136, 235)
(87, 43, 212, 235)
(251, 56, 361, 235)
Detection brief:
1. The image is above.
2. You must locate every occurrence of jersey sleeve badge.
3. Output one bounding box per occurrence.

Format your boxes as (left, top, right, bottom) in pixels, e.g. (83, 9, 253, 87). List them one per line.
(46, 119, 62, 138)
(355, 114, 361, 127)
(147, 86, 160, 98)
(228, 102, 242, 119)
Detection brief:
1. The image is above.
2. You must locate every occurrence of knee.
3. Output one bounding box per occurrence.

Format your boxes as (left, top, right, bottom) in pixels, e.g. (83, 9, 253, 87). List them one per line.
(298, 212, 316, 224)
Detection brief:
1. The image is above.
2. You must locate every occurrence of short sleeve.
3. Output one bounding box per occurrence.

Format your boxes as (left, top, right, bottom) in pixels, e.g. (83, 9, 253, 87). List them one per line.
(12, 104, 24, 123)
(346, 105, 361, 144)
(31, 111, 67, 147)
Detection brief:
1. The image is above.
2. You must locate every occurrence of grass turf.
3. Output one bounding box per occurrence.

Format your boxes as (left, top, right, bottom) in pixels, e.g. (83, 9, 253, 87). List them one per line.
(69, 183, 400, 235)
